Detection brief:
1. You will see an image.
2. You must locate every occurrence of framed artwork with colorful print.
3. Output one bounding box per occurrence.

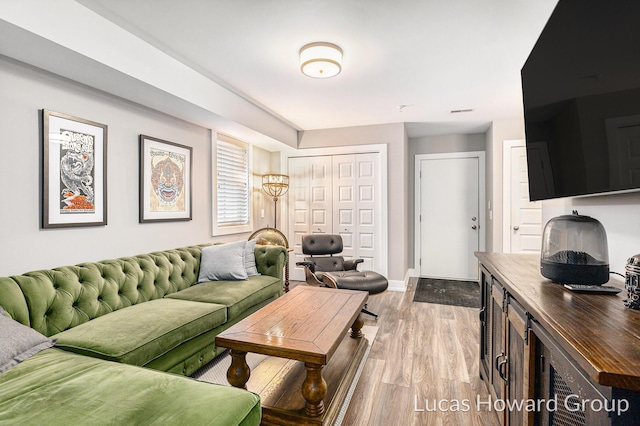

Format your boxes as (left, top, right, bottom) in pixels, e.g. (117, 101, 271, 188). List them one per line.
(139, 135, 192, 223)
(42, 109, 108, 228)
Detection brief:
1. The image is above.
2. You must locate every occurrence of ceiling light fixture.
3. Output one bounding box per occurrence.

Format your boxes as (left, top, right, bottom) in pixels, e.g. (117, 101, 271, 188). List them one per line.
(299, 42, 343, 79)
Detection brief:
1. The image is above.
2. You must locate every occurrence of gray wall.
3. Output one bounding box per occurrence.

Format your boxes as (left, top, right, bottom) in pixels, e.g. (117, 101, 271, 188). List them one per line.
(408, 133, 486, 268)
(485, 118, 526, 252)
(0, 56, 270, 276)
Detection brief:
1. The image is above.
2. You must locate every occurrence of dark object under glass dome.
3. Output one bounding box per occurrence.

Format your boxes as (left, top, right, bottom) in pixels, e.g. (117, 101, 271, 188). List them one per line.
(540, 211, 609, 285)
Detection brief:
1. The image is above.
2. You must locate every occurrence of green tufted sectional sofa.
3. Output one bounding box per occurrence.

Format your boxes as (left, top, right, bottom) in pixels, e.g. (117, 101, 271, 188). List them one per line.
(0, 243, 287, 425)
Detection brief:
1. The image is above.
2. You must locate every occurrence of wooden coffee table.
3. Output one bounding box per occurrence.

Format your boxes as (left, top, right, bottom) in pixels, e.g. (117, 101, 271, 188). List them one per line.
(215, 286, 368, 421)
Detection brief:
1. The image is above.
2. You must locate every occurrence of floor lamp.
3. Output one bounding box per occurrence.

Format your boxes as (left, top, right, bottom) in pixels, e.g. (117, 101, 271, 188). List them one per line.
(262, 174, 289, 229)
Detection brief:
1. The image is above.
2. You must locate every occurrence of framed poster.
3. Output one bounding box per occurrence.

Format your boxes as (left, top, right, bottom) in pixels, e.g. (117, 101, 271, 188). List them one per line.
(42, 109, 107, 228)
(139, 135, 192, 222)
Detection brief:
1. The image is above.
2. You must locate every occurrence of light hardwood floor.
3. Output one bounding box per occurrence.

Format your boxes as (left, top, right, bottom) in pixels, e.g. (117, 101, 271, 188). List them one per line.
(292, 278, 500, 426)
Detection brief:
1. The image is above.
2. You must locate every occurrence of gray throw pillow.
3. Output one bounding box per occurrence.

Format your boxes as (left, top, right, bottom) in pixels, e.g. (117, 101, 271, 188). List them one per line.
(198, 240, 248, 282)
(0, 306, 56, 373)
(245, 239, 260, 276)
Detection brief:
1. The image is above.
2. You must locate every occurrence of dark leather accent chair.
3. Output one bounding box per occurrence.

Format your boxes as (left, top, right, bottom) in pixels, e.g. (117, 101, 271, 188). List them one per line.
(296, 234, 388, 319)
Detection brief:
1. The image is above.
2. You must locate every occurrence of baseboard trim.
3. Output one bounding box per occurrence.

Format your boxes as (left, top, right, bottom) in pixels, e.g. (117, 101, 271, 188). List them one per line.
(388, 269, 414, 292)
(387, 280, 406, 292)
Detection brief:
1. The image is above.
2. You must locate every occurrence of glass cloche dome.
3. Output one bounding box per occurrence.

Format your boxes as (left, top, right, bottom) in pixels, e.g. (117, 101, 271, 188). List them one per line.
(540, 211, 609, 285)
(248, 227, 288, 248)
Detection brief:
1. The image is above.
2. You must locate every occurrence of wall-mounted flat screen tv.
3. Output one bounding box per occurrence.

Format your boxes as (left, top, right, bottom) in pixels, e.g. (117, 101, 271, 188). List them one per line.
(521, 0, 640, 201)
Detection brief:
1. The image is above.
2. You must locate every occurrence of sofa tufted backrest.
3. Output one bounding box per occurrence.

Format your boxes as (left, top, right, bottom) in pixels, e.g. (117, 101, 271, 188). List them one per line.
(0, 246, 202, 336)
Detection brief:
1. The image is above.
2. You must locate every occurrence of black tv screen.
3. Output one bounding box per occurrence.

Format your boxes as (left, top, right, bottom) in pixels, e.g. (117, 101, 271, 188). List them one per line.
(521, 0, 640, 201)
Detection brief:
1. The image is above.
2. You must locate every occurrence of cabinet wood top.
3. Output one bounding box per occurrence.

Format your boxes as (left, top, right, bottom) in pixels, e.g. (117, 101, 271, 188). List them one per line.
(216, 286, 367, 365)
(476, 252, 640, 391)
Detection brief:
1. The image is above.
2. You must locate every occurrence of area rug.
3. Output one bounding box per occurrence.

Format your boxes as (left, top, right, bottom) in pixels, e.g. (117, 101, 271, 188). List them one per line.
(413, 278, 481, 308)
(193, 326, 378, 426)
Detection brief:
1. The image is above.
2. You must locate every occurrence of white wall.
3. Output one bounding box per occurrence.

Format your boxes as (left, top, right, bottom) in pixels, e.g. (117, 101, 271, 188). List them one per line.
(0, 56, 269, 276)
(541, 193, 640, 275)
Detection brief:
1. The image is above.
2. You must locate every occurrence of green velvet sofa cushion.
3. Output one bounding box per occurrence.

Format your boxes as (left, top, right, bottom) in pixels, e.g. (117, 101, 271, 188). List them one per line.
(0, 348, 261, 426)
(53, 298, 227, 367)
(166, 275, 281, 321)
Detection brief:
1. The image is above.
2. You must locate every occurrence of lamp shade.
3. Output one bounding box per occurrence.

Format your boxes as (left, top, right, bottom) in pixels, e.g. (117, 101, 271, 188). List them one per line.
(262, 174, 289, 198)
(300, 42, 343, 78)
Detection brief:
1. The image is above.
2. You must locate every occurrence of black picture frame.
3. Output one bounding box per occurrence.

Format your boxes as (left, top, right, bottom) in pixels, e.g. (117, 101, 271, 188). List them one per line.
(42, 109, 108, 228)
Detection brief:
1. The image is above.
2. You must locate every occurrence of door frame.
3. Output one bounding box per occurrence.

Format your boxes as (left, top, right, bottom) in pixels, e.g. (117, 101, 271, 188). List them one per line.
(414, 151, 486, 277)
(502, 139, 524, 253)
(282, 144, 388, 278)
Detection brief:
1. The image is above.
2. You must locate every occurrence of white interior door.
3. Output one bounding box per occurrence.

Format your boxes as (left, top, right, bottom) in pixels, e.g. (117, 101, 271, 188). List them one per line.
(288, 157, 311, 279)
(508, 145, 542, 253)
(354, 153, 378, 271)
(503, 141, 542, 253)
(333, 155, 356, 260)
(289, 151, 383, 281)
(288, 156, 332, 280)
(331, 153, 381, 272)
(419, 155, 481, 280)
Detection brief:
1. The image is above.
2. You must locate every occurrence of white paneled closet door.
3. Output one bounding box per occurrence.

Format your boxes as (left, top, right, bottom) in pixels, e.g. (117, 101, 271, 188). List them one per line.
(288, 157, 310, 276)
(332, 153, 380, 272)
(288, 152, 382, 281)
(288, 156, 332, 280)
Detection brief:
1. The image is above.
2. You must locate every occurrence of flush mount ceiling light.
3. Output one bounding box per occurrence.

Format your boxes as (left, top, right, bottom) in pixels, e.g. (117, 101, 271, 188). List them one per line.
(299, 42, 343, 78)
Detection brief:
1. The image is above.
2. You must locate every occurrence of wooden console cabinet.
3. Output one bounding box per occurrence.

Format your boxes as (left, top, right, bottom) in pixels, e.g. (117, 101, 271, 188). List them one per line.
(477, 253, 640, 426)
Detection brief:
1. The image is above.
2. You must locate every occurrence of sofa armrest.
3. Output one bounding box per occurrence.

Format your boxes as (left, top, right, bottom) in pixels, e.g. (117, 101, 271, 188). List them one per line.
(0, 277, 31, 328)
(254, 245, 287, 281)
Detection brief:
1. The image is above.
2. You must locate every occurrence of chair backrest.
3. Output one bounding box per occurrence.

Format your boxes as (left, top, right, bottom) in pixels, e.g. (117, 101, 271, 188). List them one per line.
(301, 234, 346, 273)
(301, 234, 343, 256)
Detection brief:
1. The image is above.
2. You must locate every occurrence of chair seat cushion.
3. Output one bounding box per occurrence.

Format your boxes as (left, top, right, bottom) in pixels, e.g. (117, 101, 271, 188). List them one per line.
(323, 270, 388, 294)
(52, 298, 227, 366)
(166, 275, 281, 321)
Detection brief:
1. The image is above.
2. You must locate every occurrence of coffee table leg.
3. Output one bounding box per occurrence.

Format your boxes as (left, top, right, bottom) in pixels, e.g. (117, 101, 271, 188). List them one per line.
(302, 363, 327, 417)
(351, 313, 364, 338)
(227, 349, 250, 389)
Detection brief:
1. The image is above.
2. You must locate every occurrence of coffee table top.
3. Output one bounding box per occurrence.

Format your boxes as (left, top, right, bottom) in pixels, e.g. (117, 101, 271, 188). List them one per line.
(216, 286, 368, 365)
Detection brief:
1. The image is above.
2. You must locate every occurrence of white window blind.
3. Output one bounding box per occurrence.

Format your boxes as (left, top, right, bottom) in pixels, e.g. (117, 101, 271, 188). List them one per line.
(214, 136, 251, 233)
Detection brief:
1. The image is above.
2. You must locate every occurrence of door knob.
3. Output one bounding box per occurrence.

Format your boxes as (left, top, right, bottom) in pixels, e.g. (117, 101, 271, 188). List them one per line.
(471, 225, 477, 230)
(513, 225, 520, 231)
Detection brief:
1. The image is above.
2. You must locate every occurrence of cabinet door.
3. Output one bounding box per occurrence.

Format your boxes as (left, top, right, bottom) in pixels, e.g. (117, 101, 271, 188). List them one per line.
(490, 280, 507, 421)
(479, 265, 493, 381)
(531, 321, 611, 426)
(506, 296, 534, 426)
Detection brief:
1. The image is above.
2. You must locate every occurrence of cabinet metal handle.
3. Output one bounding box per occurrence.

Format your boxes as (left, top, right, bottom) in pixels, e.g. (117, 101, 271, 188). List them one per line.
(513, 225, 520, 231)
(495, 351, 505, 371)
(471, 225, 477, 230)
(479, 307, 485, 323)
(498, 357, 508, 382)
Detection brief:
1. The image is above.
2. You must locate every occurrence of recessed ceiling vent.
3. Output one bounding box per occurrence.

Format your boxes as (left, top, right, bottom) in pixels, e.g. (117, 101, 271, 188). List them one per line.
(450, 108, 474, 113)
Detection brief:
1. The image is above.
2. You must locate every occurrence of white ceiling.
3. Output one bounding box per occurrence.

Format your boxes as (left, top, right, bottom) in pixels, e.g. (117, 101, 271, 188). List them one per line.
(77, 0, 558, 138)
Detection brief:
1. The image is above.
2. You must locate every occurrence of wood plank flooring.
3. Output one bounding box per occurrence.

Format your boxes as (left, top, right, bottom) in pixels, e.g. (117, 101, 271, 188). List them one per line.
(290, 279, 500, 426)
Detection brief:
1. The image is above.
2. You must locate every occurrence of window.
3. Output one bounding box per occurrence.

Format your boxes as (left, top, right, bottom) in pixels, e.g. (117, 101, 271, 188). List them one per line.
(212, 134, 252, 235)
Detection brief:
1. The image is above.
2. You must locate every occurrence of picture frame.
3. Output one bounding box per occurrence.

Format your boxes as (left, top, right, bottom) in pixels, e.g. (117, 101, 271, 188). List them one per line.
(139, 135, 192, 223)
(42, 109, 108, 228)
